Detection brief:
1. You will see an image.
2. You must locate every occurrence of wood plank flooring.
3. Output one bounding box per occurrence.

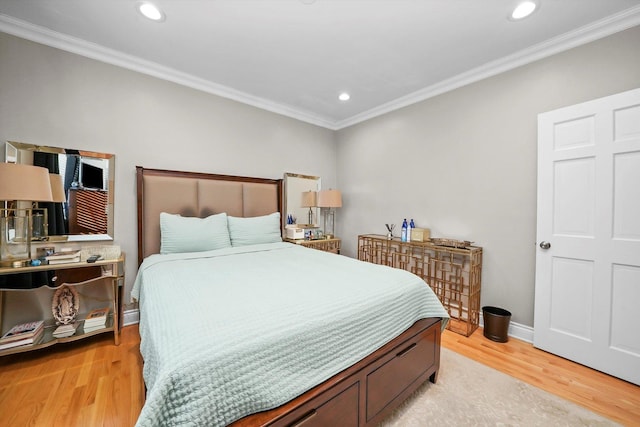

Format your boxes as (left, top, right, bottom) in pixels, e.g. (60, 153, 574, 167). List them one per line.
(0, 325, 638, 426)
(442, 328, 640, 426)
(0, 326, 144, 427)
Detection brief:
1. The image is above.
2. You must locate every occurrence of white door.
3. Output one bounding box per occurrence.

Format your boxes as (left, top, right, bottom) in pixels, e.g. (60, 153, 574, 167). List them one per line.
(534, 88, 640, 386)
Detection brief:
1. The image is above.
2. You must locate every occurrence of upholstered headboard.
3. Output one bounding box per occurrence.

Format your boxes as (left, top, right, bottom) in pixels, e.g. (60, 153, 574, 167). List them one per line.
(136, 166, 282, 265)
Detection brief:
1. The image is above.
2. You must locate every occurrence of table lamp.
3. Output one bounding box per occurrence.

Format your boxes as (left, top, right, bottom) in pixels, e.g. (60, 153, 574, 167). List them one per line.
(32, 173, 67, 239)
(49, 174, 66, 203)
(0, 163, 54, 267)
(300, 190, 317, 226)
(317, 189, 342, 239)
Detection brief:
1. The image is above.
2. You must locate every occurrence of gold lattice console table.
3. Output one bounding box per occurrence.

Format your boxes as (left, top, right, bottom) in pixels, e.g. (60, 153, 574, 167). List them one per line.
(358, 234, 482, 336)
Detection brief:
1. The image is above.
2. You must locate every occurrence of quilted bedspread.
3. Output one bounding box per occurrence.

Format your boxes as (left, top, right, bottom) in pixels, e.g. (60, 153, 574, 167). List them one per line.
(132, 242, 449, 426)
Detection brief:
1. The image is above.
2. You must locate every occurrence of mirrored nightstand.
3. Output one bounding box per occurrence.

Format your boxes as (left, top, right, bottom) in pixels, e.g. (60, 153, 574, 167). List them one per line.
(284, 237, 341, 254)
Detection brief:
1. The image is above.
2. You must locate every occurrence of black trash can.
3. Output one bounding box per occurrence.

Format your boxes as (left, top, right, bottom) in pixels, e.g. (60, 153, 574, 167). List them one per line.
(482, 306, 511, 343)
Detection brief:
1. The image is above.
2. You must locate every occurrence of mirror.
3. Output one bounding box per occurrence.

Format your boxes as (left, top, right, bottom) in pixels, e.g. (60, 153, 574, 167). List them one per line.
(5, 141, 115, 242)
(284, 173, 320, 226)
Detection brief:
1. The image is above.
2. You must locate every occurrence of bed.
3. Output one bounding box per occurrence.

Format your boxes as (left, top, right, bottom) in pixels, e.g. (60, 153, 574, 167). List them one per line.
(134, 166, 449, 427)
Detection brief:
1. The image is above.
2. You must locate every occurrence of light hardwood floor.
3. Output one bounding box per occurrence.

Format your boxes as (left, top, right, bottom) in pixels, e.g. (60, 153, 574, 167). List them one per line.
(0, 326, 144, 427)
(0, 325, 638, 426)
(442, 329, 640, 426)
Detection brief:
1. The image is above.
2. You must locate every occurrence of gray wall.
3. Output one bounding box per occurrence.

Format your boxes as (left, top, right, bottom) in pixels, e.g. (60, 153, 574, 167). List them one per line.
(336, 26, 640, 326)
(0, 33, 337, 307)
(2, 26, 640, 326)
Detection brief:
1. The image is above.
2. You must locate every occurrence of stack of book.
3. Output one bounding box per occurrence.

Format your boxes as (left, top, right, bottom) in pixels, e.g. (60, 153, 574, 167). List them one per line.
(53, 322, 78, 338)
(45, 249, 81, 265)
(0, 320, 44, 351)
(83, 307, 109, 333)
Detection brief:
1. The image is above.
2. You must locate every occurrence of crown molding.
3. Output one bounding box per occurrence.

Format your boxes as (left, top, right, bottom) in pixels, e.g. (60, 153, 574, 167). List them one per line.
(334, 5, 640, 130)
(2, 6, 639, 132)
(0, 13, 335, 130)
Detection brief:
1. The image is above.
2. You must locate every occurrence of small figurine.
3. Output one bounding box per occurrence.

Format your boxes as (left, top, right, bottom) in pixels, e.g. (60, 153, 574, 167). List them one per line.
(52, 285, 79, 325)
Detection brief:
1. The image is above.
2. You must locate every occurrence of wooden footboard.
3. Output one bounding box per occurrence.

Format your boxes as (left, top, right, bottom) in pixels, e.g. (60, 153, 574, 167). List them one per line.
(232, 317, 442, 427)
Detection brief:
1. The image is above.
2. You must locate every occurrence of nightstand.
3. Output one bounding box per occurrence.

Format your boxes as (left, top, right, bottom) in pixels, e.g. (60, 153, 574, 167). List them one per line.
(284, 237, 341, 254)
(0, 254, 124, 356)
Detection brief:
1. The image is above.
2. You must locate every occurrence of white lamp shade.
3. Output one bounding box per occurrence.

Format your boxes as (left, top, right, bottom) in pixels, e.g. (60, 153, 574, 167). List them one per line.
(301, 190, 317, 207)
(0, 163, 53, 202)
(317, 189, 342, 208)
(49, 174, 67, 202)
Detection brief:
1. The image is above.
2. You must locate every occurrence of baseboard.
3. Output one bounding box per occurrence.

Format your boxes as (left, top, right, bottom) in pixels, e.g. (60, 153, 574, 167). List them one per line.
(479, 314, 534, 344)
(122, 307, 535, 343)
(506, 321, 534, 343)
(123, 308, 140, 327)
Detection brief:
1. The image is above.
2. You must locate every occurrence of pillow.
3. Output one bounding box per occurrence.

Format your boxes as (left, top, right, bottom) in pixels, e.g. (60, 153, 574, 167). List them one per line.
(227, 212, 282, 247)
(160, 212, 231, 254)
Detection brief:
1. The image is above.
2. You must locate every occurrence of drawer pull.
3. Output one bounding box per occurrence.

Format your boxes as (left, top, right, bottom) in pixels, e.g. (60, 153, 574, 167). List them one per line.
(396, 342, 417, 358)
(290, 409, 317, 426)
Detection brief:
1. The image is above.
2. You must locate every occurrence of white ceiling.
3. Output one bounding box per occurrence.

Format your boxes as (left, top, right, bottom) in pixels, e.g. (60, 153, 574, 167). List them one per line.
(1, 1, 639, 129)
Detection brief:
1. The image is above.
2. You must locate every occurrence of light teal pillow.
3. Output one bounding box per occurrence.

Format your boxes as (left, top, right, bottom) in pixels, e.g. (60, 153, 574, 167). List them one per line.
(160, 212, 231, 254)
(227, 212, 282, 247)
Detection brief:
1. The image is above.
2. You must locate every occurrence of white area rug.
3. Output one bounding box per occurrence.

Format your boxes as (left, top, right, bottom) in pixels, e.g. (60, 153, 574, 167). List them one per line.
(381, 348, 618, 426)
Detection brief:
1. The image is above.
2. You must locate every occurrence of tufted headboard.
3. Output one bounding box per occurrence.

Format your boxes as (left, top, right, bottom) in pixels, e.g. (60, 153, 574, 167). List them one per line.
(136, 166, 282, 266)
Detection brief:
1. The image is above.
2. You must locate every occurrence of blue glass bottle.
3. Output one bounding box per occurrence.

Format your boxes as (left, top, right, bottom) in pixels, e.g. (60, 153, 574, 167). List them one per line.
(408, 219, 415, 241)
(401, 219, 408, 242)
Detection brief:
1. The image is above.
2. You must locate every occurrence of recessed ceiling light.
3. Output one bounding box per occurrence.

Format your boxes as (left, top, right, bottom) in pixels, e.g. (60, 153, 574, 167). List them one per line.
(510, 1, 537, 20)
(138, 2, 165, 22)
(338, 92, 351, 102)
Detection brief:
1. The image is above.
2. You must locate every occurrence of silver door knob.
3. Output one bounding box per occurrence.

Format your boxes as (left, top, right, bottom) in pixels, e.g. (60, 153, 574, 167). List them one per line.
(539, 241, 551, 249)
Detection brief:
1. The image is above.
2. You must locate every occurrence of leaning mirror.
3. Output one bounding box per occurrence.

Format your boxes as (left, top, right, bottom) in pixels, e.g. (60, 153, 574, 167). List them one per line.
(284, 173, 320, 227)
(4, 141, 114, 242)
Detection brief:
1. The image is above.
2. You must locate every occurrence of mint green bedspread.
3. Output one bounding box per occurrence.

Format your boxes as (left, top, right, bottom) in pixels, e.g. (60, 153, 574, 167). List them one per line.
(132, 242, 449, 426)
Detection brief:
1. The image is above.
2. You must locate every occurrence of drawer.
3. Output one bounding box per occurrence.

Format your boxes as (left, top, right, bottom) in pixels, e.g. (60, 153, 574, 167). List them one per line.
(285, 382, 359, 427)
(54, 266, 103, 285)
(0, 271, 53, 289)
(366, 328, 436, 420)
(0, 266, 103, 289)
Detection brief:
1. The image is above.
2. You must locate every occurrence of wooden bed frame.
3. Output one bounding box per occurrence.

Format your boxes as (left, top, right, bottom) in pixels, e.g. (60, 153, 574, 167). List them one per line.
(136, 166, 442, 426)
